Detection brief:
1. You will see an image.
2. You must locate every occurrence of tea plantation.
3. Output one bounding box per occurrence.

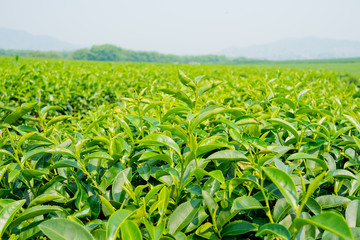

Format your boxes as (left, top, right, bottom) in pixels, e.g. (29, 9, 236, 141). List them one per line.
(1, 56, 360, 239)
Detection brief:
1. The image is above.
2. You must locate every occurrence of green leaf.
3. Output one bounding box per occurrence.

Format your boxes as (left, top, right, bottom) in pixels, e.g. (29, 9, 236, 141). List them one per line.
(106, 209, 133, 240)
(216, 208, 241, 230)
(85, 152, 113, 161)
(88, 195, 101, 219)
(39, 218, 94, 240)
(172, 231, 187, 240)
(190, 106, 226, 131)
(21, 147, 46, 163)
(287, 153, 328, 170)
(160, 89, 193, 107)
(161, 107, 190, 122)
(231, 196, 265, 211)
(328, 169, 357, 179)
(4, 102, 37, 124)
(139, 151, 172, 165)
(29, 194, 64, 208)
(40, 105, 63, 115)
(17, 220, 43, 240)
(167, 199, 202, 234)
(262, 167, 298, 211)
(195, 222, 220, 240)
(271, 98, 296, 110)
(344, 114, 360, 133)
(0, 199, 26, 237)
(298, 172, 325, 214)
(143, 219, 165, 240)
(222, 220, 257, 236)
(10, 205, 65, 230)
(208, 170, 225, 184)
(273, 198, 290, 223)
(353, 136, 360, 150)
(178, 70, 196, 90)
(173, 91, 193, 107)
(145, 184, 164, 204)
(207, 150, 249, 162)
(236, 116, 258, 125)
(112, 168, 132, 202)
(183, 207, 208, 233)
(138, 163, 151, 181)
(120, 220, 142, 240)
(92, 229, 106, 240)
(315, 195, 350, 209)
(346, 200, 360, 227)
(116, 117, 134, 143)
(295, 212, 316, 240)
(269, 118, 299, 140)
(158, 186, 170, 216)
(29, 132, 55, 144)
(138, 133, 181, 156)
(0, 165, 9, 183)
(295, 212, 353, 240)
(0, 150, 15, 160)
(46, 115, 71, 128)
(351, 227, 360, 239)
(194, 168, 225, 183)
(255, 223, 291, 240)
(74, 177, 89, 209)
(22, 169, 49, 180)
(306, 197, 322, 215)
(45, 148, 77, 159)
(99, 195, 115, 216)
(51, 160, 83, 170)
(197, 81, 222, 98)
(202, 190, 217, 217)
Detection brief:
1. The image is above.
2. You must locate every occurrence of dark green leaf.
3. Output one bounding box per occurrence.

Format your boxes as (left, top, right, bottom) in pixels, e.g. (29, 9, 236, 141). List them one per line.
(4, 102, 37, 124)
(168, 199, 202, 234)
(0, 200, 26, 237)
(295, 212, 353, 240)
(222, 220, 257, 236)
(39, 218, 94, 240)
(255, 223, 291, 240)
(262, 167, 298, 210)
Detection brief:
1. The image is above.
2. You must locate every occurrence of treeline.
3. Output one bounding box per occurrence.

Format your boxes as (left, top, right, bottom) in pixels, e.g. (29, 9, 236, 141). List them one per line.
(0, 49, 71, 59)
(0, 44, 262, 64)
(70, 44, 260, 64)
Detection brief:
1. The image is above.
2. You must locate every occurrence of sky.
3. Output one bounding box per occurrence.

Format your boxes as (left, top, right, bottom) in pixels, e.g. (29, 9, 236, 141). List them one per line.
(1, 0, 360, 55)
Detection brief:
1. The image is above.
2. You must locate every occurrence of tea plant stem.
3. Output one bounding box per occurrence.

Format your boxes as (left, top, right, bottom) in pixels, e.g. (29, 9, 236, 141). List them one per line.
(78, 161, 98, 189)
(297, 129, 304, 152)
(260, 170, 274, 223)
(176, 156, 185, 204)
(7, 129, 23, 170)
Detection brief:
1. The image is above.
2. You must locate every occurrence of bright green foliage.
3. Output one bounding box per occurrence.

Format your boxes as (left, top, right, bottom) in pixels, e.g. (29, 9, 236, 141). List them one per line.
(0, 56, 360, 239)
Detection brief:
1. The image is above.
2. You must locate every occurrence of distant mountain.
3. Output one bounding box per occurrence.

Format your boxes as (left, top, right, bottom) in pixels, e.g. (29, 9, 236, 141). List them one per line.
(0, 28, 79, 51)
(221, 37, 360, 60)
(4, 28, 360, 61)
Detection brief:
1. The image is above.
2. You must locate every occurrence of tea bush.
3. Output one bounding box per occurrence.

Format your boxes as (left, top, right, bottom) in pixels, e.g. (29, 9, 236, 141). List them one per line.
(1, 56, 360, 239)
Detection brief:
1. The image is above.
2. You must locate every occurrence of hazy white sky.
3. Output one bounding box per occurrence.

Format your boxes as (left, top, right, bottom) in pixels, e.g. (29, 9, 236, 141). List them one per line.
(1, 0, 360, 55)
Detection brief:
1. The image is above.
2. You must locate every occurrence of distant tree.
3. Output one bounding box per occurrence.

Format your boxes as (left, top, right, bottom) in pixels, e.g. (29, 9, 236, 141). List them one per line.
(27, 51, 62, 59)
(89, 45, 123, 61)
(0, 49, 30, 57)
(71, 49, 94, 60)
(0, 45, 261, 64)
